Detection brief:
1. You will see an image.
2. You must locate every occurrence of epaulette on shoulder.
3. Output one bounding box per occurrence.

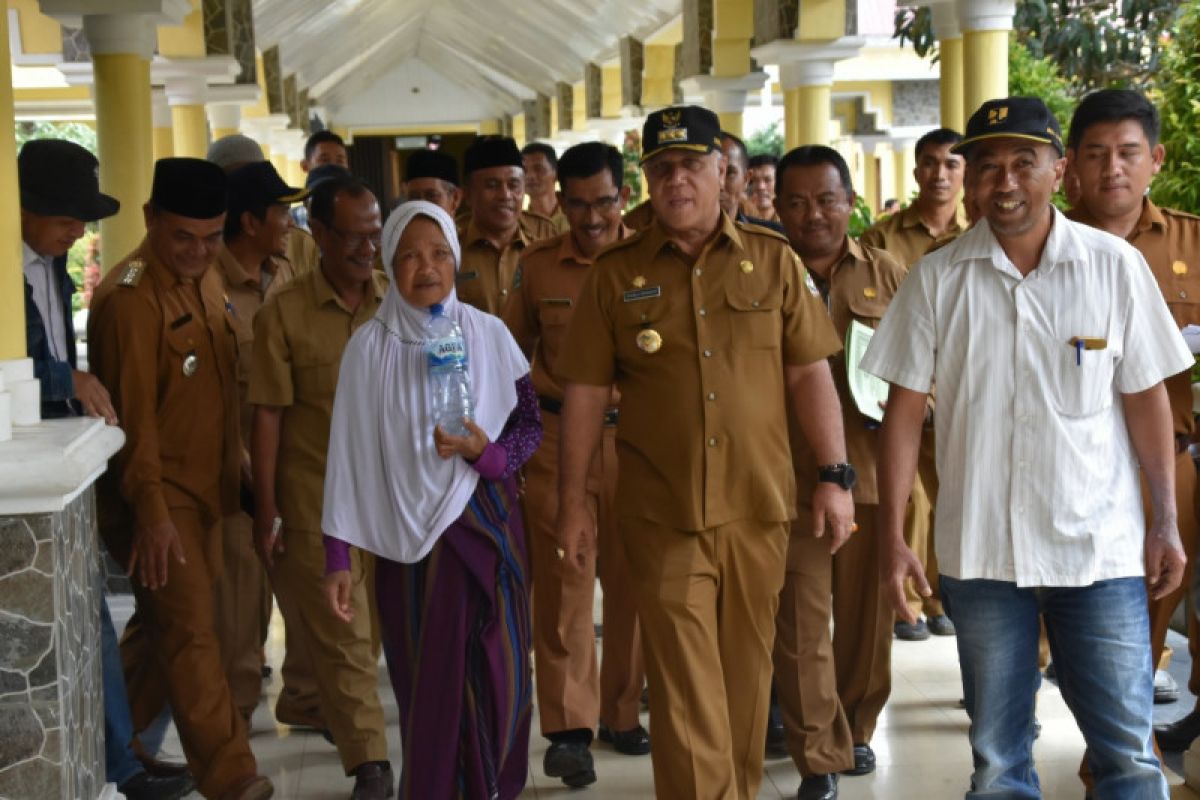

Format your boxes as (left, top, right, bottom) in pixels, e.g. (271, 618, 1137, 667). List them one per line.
(1160, 206, 1200, 223)
(735, 218, 789, 243)
(117, 258, 147, 288)
(521, 235, 562, 258)
(595, 228, 647, 260)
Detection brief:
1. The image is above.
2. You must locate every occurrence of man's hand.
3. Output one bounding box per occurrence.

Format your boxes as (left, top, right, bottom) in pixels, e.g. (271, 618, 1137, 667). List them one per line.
(434, 419, 489, 462)
(324, 570, 354, 623)
(881, 536, 930, 623)
(811, 483, 855, 554)
(1146, 518, 1186, 600)
(253, 514, 284, 569)
(556, 498, 596, 573)
(73, 370, 117, 425)
(127, 519, 185, 591)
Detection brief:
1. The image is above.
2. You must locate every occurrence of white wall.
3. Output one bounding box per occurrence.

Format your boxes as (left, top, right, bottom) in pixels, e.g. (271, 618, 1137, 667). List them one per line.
(330, 57, 509, 128)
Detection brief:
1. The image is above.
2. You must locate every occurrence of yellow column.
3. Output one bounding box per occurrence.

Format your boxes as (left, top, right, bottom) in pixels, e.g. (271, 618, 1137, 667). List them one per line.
(152, 100, 174, 161)
(270, 148, 289, 180)
(0, 8, 24, 358)
(893, 138, 917, 203)
(710, 0, 754, 133)
(170, 104, 209, 158)
(963, 29, 1008, 114)
(287, 159, 305, 188)
(718, 112, 742, 138)
(940, 37, 965, 131)
(863, 145, 880, 213)
(785, 84, 832, 148)
(94, 52, 153, 270)
(642, 43, 676, 108)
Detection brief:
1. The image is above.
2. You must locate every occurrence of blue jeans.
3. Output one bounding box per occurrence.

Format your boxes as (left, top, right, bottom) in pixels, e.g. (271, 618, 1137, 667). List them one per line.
(940, 575, 1166, 800)
(101, 597, 142, 786)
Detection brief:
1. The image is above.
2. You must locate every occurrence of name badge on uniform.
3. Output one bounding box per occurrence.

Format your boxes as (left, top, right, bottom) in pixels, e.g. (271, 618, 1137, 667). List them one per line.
(457, 271, 479, 281)
(182, 350, 199, 377)
(541, 297, 572, 306)
(623, 286, 662, 303)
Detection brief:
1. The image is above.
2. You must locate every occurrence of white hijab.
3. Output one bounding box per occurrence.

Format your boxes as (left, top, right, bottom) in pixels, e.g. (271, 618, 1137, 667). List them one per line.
(321, 200, 529, 564)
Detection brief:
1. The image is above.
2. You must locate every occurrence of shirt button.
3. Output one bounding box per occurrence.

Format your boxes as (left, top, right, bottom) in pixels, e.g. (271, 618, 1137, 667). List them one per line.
(699, 308, 707, 317)
(695, 268, 703, 276)
(752, 301, 760, 308)
(703, 349, 713, 358)
(708, 437, 718, 447)
(707, 392, 717, 401)
(501, 289, 509, 297)
(1181, 290, 1188, 299)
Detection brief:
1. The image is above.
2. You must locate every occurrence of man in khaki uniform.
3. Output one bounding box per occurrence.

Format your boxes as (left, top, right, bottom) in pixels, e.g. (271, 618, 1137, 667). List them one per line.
(249, 173, 393, 800)
(457, 136, 557, 315)
(88, 158, 272, 800)
(773, 146, 910, 800)
(502, 142, 646, 788)
(522, 141, 571, 233)
(213, 161, 309, 723)
(403, 148, 461, 214)
(744, 154, 779, 223)
(1064, 90, 1200, 755)
(859, 127, 968, 639)
(557, 106, 855, 800)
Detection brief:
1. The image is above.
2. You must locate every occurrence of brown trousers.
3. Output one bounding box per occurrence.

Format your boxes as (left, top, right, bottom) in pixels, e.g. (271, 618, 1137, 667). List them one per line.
(623, 517, 787, 800)
(270, 526, 388, 773)
(904, 448, 945, 619)
(524, 412, 644, 734)
(212, 511, 271, 716)
(117, 507, 258, 798)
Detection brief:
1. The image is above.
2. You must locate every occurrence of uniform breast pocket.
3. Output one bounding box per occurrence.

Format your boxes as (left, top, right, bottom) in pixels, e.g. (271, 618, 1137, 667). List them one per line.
(725, 287, 782, 350)
(1036, 330, 1116, 417)
(844, 294, 889, 333)
(539, 305, 573, 335)
(164, 324, 200, 376)
(293, 359, 341, 401)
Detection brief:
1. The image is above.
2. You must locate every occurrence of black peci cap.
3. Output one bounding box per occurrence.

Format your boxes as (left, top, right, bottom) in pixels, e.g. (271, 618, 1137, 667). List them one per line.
(463, 135, 523, 178)
(953, 97, 1064, 157)
(150, 157, 228, 219)
(19, 139, 119, 221)
(640, 105, 722, 164)
(406, 149, 459, 186)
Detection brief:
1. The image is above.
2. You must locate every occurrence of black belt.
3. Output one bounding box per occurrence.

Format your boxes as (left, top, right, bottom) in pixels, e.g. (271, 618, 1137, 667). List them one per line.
(538, 394, 618, 427)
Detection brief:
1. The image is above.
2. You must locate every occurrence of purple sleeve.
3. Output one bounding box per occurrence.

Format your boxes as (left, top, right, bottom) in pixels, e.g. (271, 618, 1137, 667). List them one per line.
(323, 534, 352, 574)
(471, 375, 542, 481)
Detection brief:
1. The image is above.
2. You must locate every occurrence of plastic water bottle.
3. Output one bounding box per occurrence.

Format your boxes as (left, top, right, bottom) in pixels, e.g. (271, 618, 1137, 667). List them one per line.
(425, 303, 473, 436)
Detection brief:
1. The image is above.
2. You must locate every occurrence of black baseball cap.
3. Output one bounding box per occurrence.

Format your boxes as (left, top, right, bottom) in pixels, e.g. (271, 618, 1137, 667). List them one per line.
(19, 139, 119, 221)
(227, 161, 308, 213)
(952, 97, 1065, 157)
(641, 105, 722, 164)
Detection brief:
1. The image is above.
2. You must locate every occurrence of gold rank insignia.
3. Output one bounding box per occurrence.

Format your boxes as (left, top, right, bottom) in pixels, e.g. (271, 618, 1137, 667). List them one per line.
(740, 260, 754, 274)
(863, 287, 877, 298)
(119, 259, 146, 287)
(636, 328, 663, 354)
(1173, 260, 1188, 275)
(632, 275, 646, 288)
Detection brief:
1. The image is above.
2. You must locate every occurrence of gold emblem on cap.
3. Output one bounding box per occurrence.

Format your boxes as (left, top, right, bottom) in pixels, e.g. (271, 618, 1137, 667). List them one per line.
(182, 352, 199, 377)
(661, 109, 682, 126)
(988, 106, 1009, 125)
(632, 276, 647, 288)
(740, 260, 754, 274)
(1173, 260, 1188, 275)
(863, 287, 877, 298)
(636, 329, 663, 354)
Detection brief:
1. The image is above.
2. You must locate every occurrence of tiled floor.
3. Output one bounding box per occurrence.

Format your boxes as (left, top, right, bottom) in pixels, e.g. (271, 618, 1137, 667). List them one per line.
(110, 596, 1200, 799)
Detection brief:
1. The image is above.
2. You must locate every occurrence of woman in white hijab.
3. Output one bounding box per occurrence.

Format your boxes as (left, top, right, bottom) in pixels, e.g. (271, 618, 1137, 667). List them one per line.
(321, 200, 541, 799)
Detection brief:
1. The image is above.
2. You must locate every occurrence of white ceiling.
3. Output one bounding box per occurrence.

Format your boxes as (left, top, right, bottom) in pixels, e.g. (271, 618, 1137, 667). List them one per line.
(250, 0, 681, 118)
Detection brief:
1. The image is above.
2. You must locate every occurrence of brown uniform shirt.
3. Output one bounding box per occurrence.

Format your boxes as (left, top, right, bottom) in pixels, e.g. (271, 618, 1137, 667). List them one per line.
(526, 203, 570, 235)
(788, 238, 907, 505)
(286, 227, 321, 278)
(215, 247, 297, 450)
(622, 202, 655, 232)
(1068, 198, 1200, 438)
(88, 240, 240, 541)
(558, 214, 842, 531)
(503, 228, 629, 403)
(859, 203, 970, 268)
(456, 212, 557, 315)
(249, 266, 388, 532)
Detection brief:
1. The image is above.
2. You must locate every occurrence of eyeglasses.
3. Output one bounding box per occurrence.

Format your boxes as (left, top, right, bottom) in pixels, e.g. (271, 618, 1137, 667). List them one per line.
(329, 226, 382, 251)
(563, 194, 621, 214)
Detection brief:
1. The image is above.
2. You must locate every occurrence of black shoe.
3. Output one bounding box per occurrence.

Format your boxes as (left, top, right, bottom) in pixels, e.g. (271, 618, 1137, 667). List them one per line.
(598, 723, 651, 755)
(765, 716, 788, 760)
(135, 754, 192, 779)
(797, 773, 838, 800)
(1155, 709, 1200, 751)
(1155, 669, 1180, 704)
(350, 761, 394, 800)
(543, 741, 597, 787)
(841, 743, 876, 776)
(927, 614, 956, 636)
(894, 619, 930, 641)
(118, 771, 196, 800)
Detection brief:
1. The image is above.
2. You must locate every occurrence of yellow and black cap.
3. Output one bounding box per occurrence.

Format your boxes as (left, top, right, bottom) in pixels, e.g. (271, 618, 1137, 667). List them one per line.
(227, 161, 308, 214)
(953, 97, 1064, 157)
(641, 105, 723, 164)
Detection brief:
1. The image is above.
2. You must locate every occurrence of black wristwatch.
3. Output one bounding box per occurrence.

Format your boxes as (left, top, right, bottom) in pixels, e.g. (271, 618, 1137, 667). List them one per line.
(817, 463, 857, 491)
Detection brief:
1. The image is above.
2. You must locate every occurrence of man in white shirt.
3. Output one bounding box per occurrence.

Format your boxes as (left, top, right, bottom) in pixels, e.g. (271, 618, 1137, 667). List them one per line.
(863, 97, 1190, 800)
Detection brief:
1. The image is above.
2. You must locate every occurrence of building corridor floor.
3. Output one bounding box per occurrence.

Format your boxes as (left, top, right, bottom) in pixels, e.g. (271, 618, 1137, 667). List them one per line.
(110, 595, 1200, 799)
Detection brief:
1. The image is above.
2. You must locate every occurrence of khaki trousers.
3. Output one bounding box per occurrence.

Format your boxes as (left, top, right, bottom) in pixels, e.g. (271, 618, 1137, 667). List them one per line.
(904, 441, 945, 619)
(270, 526, 388, 773)
(623, 517, 787, 800)
(116, 506, 258, 798)
(525, 412, 644, 734)
(212, 511, 271, 716)
(773, 517, 855, 776)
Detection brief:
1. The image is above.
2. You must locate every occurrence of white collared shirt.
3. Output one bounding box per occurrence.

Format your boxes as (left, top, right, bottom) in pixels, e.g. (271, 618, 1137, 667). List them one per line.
(22, 241, 69, 362)
(861, 208, 1193, 587)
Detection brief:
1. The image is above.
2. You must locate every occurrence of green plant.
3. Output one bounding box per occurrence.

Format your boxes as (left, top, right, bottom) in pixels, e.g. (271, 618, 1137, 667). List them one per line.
(1150, 0, 1200, 215)
(67, 230, 100, 312)
(15, 120, 97, 153)
(745, 121, 784, 159)
(849, 195, 874, 238)
(622, 128, 643, 201)
(1007, 38, 1078, 136)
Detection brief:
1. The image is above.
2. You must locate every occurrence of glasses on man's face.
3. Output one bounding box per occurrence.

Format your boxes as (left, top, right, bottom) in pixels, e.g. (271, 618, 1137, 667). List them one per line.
(562, 194, 621, 215)
(330, 226, 382, 251)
